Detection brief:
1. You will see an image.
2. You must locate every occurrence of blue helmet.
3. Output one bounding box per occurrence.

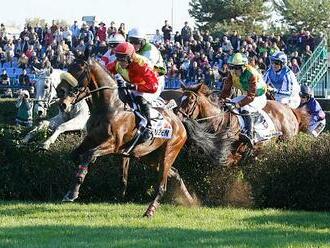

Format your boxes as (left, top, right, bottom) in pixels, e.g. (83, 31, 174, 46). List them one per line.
(300, 84, 312, 97)
(271, 51, 287, 65)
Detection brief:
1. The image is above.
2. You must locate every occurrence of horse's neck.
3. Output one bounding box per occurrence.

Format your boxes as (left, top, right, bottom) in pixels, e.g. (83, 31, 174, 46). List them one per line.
(91, 63, 122, 111)
(200, 99, 236, 133)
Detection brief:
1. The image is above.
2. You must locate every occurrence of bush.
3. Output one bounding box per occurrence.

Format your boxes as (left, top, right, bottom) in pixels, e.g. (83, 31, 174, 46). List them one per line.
(0, 99, 329, 210)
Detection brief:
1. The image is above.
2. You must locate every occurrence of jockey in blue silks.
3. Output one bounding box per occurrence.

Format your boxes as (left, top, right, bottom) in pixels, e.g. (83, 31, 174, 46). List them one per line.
(263, 51, 301, 108)
(299, 84, 326, 137)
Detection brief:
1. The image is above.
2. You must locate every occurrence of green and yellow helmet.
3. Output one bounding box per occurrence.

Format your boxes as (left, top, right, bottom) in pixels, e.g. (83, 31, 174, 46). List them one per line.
(228, 53, 248, 66)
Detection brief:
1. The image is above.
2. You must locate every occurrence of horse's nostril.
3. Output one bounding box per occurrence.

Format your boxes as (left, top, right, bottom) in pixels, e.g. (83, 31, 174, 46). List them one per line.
(38, 110, 43, 116)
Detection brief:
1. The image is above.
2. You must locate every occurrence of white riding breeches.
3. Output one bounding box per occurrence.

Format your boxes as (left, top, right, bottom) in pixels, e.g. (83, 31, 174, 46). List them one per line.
(231, 94, 267, 113)
(309, 119, 326, 137)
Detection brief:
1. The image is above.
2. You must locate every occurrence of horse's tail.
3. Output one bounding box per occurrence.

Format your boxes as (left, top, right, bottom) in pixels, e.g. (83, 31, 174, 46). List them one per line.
(292, 106, 311, 132)
(182, 119, 217, 157)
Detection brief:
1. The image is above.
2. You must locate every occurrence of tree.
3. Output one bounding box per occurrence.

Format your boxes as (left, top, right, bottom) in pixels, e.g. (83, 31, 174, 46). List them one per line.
(272, 0, 330, 33)
(188, 0, 271, 35)
(25, 18, 47, 28)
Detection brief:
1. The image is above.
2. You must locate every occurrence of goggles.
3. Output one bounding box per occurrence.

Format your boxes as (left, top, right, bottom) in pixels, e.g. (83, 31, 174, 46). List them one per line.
(128, 37, 143, 45)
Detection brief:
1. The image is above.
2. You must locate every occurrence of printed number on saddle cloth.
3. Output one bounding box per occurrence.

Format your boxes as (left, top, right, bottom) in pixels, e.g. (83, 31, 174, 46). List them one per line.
(153, 128, 172, 139)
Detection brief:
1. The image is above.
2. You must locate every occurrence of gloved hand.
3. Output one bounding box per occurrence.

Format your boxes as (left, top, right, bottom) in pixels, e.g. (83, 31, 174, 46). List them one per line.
(268, 86, 278, 94)
(225, 101, 239, 111)
(115, 74, 136, 90)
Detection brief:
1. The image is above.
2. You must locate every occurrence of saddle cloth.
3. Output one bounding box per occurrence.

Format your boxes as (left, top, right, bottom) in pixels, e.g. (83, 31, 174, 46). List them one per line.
(135, 97, 173, 139)
(235, 109, 282, 143)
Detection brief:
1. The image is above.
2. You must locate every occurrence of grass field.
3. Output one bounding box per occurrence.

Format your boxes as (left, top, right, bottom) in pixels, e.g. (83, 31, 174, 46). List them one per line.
(0, 202, 329, 248)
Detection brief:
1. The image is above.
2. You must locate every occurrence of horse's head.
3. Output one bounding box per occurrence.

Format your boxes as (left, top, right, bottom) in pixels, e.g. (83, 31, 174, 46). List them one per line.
(57, 58, 118, 113)
(176, 83, 214, 120)
(33, 68, 58, 118)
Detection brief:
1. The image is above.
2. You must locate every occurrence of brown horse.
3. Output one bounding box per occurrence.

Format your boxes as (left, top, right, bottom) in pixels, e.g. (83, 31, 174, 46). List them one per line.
(59, 59, 216, 217)
(176, 83, 309, 165)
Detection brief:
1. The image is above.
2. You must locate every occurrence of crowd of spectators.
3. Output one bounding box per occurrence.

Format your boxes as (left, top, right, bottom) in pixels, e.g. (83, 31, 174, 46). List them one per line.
(0, 18, 319, 97)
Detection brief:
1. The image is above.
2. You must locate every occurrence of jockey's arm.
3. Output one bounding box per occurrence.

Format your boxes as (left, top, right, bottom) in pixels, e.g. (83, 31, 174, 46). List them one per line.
(106, 61, 117, 74)
(237, 75, 257, 107)
(219, 74, 233, 100)
(135, 65, 159, 93)
(278, 70, 296, 96)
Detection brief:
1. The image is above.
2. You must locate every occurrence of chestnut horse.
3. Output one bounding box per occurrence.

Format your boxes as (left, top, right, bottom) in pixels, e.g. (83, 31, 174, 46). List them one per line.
(176, 83, 309, 165)
(59, 59, 216, 217)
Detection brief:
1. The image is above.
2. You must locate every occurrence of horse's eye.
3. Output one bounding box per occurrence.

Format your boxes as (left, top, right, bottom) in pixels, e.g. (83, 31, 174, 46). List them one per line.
(44, 85, 49, 89)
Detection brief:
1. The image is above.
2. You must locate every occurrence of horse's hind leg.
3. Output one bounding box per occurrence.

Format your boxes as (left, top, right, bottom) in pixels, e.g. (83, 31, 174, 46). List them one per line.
(168, 167, 194, 204)
(121, 157, 130, 197)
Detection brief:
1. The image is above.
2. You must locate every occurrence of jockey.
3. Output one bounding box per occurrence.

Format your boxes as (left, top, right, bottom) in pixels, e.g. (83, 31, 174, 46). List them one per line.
(106, 42, 160, 143)
(127, 27, 166, 91)
(101, 33, 125, 66)
(263, 51, 301, 108)
(219, 53, 267, 145)
(299, 84, 326, 137)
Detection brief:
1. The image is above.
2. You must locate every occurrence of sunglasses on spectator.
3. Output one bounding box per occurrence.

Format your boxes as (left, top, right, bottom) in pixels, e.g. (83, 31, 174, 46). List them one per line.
(272, 60, 282, 65)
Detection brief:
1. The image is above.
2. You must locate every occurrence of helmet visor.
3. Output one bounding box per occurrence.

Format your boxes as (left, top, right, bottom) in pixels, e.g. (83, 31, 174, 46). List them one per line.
(128, 37, 143, 45)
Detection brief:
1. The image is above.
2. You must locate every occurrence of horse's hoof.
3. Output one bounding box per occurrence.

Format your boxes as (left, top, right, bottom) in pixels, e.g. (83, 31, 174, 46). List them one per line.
(143, 203, 158, 218)
(62, 191, 79, 202)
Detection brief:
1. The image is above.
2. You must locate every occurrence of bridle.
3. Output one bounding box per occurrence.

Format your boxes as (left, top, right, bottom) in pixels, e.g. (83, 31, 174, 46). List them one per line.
(66, 60, 118, 104)
(178, 90, 227, 122)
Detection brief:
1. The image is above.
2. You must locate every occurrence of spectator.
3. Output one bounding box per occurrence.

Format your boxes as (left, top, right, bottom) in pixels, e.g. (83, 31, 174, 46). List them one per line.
(4, 39, 15, 62)
(290, 58, 300, 75)
(0, 47, 5, 67)
(0, 70, 10, 85)
(118, 23, 126, 38)
(221, 36, 233, 53)
(79, 23, 94, 44)
(70, 20, 80, 47)
(302, 45, 312, 63)
(107, 21, 117, 37)
(161, 20, 172, 42)
(181, 21, 192, 44)
(15, 90, 33, 127)
(18, 53, 29, 69)
(97, 22, 107, 43)
(75, 39, 86, 55)
(230, 30, 241, 52)
(304, 31, 315, 51)
(152, 29, 163, 45)
(62, 26, 73, 49)
(174, 31, 182, 45)
(18, 69, 30, 86)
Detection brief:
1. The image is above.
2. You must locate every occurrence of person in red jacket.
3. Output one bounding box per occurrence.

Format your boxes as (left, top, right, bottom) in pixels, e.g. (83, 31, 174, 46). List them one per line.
(106, 42, 160, 142)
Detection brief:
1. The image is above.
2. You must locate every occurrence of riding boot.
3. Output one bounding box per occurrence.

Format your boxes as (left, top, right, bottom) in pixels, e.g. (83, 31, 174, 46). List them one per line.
(240, 111, 254, 147)
(136, 96, 153, 143)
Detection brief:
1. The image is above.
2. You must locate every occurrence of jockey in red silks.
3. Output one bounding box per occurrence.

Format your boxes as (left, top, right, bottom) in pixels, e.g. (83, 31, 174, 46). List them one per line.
(101, 33, 125, 66)
(106, 42, 160, 143)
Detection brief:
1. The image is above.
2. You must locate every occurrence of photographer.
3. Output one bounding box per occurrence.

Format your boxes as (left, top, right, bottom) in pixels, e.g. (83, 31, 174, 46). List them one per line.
(16, 90, 33, 127)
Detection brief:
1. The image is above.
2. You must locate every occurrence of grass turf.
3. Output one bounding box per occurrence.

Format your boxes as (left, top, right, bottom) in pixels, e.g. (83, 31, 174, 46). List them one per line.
(0, 201, 329, 248)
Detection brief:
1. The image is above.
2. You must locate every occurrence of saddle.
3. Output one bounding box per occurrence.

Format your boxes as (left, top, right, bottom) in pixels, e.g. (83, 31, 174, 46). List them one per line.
(119, 88, 173, 155)
(235, 109, 282, 144)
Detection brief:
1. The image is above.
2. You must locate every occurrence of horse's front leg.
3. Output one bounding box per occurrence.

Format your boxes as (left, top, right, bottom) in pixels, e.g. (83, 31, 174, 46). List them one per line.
(21, 120, 50, 143)
(63, 139, 115, 202)
(41, 115, 86, 150)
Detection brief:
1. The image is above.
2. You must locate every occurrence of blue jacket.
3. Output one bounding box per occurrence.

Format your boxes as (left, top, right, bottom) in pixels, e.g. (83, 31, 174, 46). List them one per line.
(264, 66, 298, 96)
(301, 98, 326, 124)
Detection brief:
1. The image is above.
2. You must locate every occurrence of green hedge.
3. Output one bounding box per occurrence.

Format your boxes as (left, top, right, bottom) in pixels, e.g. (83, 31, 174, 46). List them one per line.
(0, 99, 329, 210)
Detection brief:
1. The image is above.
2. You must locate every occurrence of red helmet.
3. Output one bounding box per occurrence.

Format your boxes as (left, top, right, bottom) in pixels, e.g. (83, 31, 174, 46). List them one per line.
(114, 42, 135, 57)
